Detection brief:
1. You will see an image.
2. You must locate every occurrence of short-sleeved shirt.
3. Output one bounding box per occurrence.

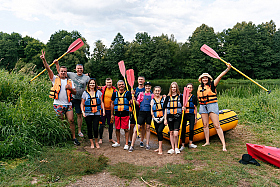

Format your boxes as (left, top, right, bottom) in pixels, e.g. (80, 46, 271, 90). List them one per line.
(81, 90, 102, 116)
(51, 76, 75, 106)
(111, 91, 132, 116)
(67, 72, 90, 100)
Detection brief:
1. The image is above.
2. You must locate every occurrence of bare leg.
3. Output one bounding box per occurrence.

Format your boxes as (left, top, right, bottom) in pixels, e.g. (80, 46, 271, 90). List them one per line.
(89, 139, 94, 148)
(129, 123, 135, 142)
(77, 113, 83, 134)
(158, 141, 163, 154)
(131, 125, 141, 147)
(201, 113, 210, 146)
(124, 129, 129, 145)
(95, 138, 100, 148)
(169, 131, 174, 150)
(174, 130, 179, 149)
(209, 112, 227, 151)
(146, 124, 150, 146)
(116, 129, 120, 144)
(141, 124, 146, 142)
(66, 110, 76, 139)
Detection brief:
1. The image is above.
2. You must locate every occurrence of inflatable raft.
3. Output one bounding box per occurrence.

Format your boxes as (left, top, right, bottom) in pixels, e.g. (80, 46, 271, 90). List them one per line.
(150, 109, 238, 143)
(246, 143, 280, 168)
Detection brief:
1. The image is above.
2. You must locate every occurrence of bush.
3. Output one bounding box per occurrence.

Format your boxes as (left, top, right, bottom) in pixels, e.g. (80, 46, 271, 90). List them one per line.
(0, 70, 71, 159)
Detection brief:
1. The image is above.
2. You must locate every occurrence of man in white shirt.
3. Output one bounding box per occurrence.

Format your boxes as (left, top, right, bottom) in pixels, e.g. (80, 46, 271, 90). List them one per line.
(40, 51, 80, 146)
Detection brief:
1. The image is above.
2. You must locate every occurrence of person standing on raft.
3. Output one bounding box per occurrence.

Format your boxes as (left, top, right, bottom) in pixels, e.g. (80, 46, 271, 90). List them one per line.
(197, 63, 231, 151)
(40, 51, 79, 146)
(80, 78, 105, 149)
(180, 83, 198, 151)
(163, 82, 183, 154)
(129, 81, 154, 152)
(150, 86, 165, 155)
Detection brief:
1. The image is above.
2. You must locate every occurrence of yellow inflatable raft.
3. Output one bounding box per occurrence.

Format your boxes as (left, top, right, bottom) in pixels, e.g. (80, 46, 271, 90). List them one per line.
(150, 109, 238, 143)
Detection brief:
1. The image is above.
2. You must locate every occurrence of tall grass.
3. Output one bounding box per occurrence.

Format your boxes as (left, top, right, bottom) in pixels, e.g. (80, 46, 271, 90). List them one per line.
(0, 70, 71, 159)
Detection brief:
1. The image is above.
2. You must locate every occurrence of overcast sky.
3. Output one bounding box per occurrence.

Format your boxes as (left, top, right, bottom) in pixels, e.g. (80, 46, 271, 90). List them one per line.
(0, 0, 279, 53)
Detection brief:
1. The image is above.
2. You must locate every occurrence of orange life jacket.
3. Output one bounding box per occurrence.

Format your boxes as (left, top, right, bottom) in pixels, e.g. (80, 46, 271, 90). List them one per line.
(185, 94, 195, 114)
(197, 84, 217, 105)
(49, 77, 72, 103)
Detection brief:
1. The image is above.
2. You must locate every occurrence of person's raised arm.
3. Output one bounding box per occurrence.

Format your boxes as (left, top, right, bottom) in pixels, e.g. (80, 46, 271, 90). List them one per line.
(40, 51, 54, 80)
(214, 63, 231, 87)
(55, 59, 60, 74)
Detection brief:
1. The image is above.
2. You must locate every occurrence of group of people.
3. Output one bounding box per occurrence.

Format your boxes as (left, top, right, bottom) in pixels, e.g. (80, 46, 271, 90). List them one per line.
(40, 51, 231, 154)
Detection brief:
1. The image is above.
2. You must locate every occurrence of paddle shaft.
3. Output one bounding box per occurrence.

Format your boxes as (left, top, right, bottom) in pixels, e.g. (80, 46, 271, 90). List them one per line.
(29, 40, 82, 83)
(219, 58, 270, 93)
(178, 112, 185, 148)
(131, 89, 139, 136)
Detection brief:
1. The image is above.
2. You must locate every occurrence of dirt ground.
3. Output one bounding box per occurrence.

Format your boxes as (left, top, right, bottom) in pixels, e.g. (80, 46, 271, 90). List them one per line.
(68, 125, 244, 187)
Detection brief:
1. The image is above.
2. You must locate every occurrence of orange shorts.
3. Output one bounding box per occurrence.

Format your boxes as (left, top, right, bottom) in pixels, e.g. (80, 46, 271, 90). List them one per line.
(114, 116, 129, 130)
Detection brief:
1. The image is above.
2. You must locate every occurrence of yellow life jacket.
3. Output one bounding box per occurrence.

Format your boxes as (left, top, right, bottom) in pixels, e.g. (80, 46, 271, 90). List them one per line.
(49, 77, 72, 103)
(197, 84, 217, 105)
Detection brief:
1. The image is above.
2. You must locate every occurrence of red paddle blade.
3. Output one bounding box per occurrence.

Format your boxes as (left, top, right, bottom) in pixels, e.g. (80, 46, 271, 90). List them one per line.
(183, 87, 190, 107)
(118, 60, 126, 77)
(126, 69, 135, 88)
(67, 38, 84, 53)
(200, 44, 220, 59)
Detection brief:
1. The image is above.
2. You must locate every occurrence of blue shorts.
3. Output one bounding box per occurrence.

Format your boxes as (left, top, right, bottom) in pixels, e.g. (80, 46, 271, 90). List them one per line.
(199, 102, 219, 116)
(53, 104, 73, 117)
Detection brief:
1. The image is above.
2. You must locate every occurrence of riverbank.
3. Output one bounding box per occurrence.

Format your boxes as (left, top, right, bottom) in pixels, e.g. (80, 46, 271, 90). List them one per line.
(1, 70, 280, 186)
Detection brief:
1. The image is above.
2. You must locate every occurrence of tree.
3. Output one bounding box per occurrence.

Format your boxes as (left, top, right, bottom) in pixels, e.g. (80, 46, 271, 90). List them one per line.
(46, 30, 90, 72)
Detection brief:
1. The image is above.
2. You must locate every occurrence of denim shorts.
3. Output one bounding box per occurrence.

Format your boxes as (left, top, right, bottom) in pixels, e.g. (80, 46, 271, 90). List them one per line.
(199, 102, 219, 116)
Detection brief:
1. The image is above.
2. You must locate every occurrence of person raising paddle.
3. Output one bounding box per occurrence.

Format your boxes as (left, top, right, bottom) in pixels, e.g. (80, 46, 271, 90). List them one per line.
(40, 51, 79, 146)
(197, 63, 231, 151)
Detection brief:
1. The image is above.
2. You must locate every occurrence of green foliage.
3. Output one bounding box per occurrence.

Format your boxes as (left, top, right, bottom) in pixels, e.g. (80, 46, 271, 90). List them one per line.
(0, 70, 71, 159)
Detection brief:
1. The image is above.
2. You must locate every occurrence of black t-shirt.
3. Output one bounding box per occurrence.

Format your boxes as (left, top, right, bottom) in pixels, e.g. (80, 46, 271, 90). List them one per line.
(189, 95, 198, 106)
(111, 91, 132, 116)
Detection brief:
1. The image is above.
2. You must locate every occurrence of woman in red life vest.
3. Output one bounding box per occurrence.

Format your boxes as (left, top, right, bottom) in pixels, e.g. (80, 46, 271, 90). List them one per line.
(197, 63, 231, 151)
(81, 79, 105, 149)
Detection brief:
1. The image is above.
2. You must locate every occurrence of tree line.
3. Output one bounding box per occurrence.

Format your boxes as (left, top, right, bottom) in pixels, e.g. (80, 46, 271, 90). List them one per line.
(1, 20, 279, 81)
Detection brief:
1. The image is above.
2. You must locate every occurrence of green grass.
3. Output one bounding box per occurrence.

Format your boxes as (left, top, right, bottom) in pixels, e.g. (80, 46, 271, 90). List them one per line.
(1, 70, 280, 186)
(0, 145, 108, 186)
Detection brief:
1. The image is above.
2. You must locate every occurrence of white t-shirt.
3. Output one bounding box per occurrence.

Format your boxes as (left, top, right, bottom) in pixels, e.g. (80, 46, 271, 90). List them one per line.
(81, 90, 102, 116)
(51, 76, 75, 105)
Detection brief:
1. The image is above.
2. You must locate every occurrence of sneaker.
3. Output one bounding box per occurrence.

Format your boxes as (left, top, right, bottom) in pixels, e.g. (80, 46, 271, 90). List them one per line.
(146, 145, 151, 150)
(175, 148, 180, 154)
(112, 142, 120, 147)
(124, 144, 129, 150)
(78, 132, 84, 137)
(140, 142, 144, 148)
(189, 144, 197, 148)
(128, 141, 132, 146)
(73, 138, 81, 146)
(179, 146, 185, 152)
(167, 149, 174, 154)
(128, 146, 134, 152)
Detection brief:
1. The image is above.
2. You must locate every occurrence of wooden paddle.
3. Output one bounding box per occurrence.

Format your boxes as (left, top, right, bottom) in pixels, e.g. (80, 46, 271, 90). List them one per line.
(178, 87, 189, 148)
(118, 61, 129, 91)
(200, 44, 271, 94)
(29, 38, 84, 83)
(126, 69, 139, 136)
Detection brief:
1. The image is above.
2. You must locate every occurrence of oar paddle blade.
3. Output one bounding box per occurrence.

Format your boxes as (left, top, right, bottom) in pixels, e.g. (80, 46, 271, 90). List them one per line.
(126, 69, 135, 88)
(200, 44, 220, 59)
(118, 60, 126, 78)
(67, 38, 84, 53)
(183, 87, 189, 107)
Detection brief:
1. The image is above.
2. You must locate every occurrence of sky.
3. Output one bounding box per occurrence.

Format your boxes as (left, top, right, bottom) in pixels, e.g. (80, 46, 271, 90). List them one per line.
(0, 0, 279, 53)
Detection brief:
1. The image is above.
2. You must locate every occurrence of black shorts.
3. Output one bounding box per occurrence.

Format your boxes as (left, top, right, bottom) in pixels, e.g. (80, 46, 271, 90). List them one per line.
(72, 99, 82, 114)
(167, 114, 182, 131)
(138, 111, 152, 125)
